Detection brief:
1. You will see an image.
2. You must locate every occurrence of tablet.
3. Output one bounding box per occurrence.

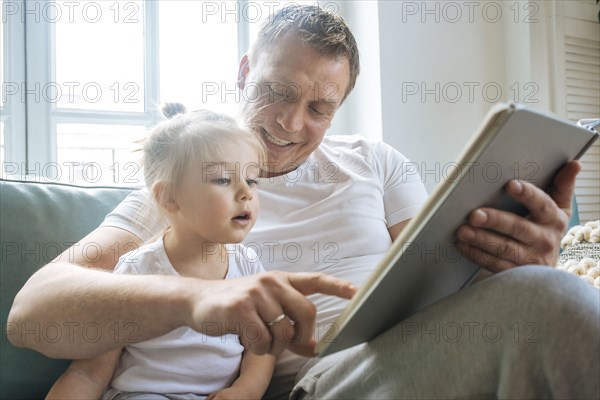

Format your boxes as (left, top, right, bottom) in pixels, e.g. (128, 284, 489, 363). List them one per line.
(315, 103, 599, 356)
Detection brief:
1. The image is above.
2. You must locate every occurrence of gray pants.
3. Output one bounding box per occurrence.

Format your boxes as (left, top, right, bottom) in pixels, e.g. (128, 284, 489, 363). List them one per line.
(286, 266, 600, 399)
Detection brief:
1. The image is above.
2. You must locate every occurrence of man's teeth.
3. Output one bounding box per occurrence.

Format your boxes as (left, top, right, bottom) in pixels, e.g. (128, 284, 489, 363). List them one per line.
(263, 130, 292, 146)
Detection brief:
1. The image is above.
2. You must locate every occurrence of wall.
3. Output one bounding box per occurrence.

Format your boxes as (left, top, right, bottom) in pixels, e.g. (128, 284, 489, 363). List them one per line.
(329, 0, 598, 220)
(327, 0, 383, 140)
(378, 0, 520, 192)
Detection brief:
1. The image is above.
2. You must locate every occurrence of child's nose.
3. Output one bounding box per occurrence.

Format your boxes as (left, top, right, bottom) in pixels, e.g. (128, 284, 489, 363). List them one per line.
(237, 182, 253, 201)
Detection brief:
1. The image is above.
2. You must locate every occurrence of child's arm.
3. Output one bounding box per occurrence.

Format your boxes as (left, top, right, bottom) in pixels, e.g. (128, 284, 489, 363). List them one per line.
(46, 348, 122, 400)
(207, 350, 276, 400)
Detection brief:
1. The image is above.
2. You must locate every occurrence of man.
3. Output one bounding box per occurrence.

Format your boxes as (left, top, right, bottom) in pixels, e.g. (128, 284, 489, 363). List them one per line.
(8, 5, 599, 399)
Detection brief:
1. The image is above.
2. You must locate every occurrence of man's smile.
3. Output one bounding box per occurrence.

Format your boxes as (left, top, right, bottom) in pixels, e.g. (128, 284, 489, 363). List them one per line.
(261, 128, 294, 147)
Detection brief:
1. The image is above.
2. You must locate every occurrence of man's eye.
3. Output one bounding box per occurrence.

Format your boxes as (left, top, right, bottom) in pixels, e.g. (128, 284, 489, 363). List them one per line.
(266, 84, 285, 100)
(212, 178, 231, 185)
(310, 106, 325, 116)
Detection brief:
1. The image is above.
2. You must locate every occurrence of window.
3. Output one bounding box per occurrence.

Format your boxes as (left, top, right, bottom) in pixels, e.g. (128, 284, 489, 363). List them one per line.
(158, 0, 238, 115)
(52, 0, 148, 185)
(1, 0, 318, 186)
(1, 0, 27, 174)
(1, 3, 9, 167)
(0, 122, 4, 166)
(550, 0, 600, 222)
(0, 5, 5, 165)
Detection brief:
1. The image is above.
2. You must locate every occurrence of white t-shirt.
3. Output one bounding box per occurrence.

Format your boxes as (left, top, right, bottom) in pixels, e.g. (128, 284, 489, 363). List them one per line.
(102, 135, 428, 378)
(108, 237, 265, 394)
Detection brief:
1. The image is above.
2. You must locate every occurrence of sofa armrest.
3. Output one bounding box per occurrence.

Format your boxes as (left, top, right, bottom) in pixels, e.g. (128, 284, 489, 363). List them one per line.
(1, 179, 135, 399)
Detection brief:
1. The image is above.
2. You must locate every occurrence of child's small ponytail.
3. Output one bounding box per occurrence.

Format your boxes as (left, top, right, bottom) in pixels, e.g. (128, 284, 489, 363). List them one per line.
(162, 102, 187, 119)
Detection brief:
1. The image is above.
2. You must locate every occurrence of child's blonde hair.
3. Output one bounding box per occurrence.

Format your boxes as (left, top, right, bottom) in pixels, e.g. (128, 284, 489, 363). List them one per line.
(143, 103, 266, 208)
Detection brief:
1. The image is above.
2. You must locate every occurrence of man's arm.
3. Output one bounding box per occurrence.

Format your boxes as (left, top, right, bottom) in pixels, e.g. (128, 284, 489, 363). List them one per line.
(7, 226, 193, 358)
(7, 227, 356, 359)
(456, 161, 581, 272)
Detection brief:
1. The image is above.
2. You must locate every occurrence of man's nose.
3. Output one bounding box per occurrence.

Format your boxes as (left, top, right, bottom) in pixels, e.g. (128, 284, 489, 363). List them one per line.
(276, 103, 304, 134)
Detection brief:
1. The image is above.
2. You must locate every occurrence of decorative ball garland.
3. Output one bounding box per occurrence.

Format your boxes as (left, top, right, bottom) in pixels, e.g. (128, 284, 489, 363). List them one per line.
(556, 220, 600, 288)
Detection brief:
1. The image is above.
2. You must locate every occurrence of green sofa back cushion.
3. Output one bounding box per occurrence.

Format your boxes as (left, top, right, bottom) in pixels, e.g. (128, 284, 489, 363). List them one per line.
(1, 179, 135, 399)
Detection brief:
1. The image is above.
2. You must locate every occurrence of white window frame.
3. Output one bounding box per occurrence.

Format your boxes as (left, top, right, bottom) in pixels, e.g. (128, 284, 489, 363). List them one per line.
(1, 0, 264, 181)
(25, 0, 160, 178)
(2, 0, 27, 170)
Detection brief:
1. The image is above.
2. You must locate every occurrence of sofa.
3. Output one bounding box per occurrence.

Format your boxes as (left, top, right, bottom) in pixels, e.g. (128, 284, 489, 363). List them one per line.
(1, 179, 136, 399)
(0, 178, 581, 399)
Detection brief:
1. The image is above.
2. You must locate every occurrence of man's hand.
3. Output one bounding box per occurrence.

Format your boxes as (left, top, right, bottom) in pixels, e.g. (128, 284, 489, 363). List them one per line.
(456, 161, 581, 273)
(185, 271, 356, 357)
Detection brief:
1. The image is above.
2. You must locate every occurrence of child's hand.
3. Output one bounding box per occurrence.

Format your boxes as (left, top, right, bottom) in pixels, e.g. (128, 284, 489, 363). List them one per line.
(207, 387, 256, 400)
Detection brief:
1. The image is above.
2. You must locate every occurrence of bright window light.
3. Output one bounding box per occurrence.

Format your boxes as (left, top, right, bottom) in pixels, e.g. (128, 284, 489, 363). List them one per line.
(158, 1, 239, 115)
(56, 123, 146, 186)
(54, 0, 145, 112)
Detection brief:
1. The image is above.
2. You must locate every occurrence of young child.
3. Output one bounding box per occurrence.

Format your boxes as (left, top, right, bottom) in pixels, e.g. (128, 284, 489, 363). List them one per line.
(46, 104, 275, 400)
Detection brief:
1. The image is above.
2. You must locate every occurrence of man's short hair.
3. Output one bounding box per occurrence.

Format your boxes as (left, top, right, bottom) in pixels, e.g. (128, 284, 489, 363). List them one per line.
(249, 4, 360, 103)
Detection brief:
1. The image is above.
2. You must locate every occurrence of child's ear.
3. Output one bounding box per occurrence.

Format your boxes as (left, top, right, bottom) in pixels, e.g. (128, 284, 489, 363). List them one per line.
(153, 182, 179, 213)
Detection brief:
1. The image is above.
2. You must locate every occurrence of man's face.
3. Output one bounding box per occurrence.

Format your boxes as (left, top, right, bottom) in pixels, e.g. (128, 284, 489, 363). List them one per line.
(239, 33, 351, 177)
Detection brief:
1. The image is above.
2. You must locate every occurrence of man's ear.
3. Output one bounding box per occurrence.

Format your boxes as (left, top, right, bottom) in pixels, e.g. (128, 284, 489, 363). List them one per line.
(237, 54, 250, 90)
(153, 182, 179, 213)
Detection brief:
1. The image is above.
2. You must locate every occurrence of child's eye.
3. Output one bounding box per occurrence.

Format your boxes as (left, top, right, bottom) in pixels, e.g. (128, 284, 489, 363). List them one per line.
(212, 178, 231, 185)
(246, 178, 259, 186)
